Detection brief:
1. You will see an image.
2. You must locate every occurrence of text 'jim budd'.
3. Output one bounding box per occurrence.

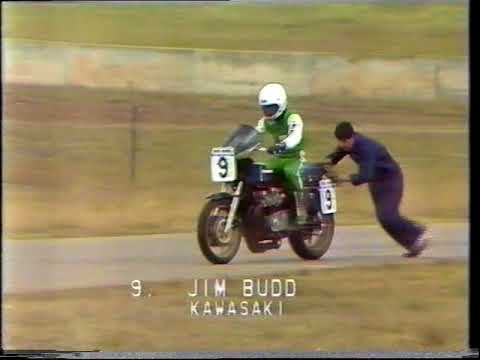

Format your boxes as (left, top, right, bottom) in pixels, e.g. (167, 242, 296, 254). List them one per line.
(187, 278, 296, 298)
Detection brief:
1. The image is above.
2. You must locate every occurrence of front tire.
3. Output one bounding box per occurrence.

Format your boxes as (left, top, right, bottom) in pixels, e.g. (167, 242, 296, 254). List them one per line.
(197, 198, 242, 264)
(289, 214, 335, 260)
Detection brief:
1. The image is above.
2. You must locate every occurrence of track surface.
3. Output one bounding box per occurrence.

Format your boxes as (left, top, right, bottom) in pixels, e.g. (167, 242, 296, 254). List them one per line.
(3, 223, 468, 295)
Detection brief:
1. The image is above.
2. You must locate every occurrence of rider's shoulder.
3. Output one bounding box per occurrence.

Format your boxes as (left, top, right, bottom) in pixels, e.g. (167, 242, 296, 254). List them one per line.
(287, 112, 303, 123)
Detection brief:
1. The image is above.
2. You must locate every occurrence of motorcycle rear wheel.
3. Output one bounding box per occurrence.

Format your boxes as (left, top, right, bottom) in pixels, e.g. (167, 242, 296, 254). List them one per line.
(289, 214, 335, 260)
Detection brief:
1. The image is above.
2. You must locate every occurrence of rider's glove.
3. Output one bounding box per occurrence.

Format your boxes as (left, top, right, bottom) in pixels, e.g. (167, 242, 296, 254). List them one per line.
(267, 142, 287, 155)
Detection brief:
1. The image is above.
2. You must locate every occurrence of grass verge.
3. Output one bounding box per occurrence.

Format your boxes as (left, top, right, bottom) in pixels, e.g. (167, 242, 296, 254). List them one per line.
(3, 262, 467, 351)
(3, 3, 467, 59)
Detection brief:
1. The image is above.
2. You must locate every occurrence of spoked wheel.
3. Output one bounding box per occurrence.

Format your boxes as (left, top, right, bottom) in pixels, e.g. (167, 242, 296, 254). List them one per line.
(197, 198, 242, 264)
(289, 213, 335, 260)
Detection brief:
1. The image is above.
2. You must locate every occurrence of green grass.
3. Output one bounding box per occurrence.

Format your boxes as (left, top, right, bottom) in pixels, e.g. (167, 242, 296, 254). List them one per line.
(3, 84, 468, 238)
(3, 262, 468, 351)
(3, 3, 467, 59)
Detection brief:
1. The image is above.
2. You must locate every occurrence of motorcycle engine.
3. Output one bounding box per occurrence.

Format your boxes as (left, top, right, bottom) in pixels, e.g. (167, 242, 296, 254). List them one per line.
(254, 188, 286, 208)
(267, 209, 290, 232)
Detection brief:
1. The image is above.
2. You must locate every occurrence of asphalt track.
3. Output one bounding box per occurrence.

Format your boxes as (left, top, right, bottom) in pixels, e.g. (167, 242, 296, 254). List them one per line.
(3, 222, 468, 295)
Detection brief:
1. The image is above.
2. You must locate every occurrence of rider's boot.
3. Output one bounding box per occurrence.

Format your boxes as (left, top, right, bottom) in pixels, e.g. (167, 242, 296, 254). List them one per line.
(294, 191, 309, 226)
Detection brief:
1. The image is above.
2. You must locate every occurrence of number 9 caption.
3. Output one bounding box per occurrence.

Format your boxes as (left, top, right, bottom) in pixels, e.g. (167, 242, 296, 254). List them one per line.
(131, 280, 152, 298)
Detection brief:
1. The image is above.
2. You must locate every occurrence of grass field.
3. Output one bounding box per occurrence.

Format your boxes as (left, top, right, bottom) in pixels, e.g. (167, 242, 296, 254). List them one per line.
(3, 84, 468, 238)
(2, 1, 469, 239)
(3, 262, 467, 351)
(3, 3, 467, 59)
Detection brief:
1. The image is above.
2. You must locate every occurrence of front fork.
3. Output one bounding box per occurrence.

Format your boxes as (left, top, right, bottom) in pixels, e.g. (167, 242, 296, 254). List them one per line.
(224, 181, 243, 234)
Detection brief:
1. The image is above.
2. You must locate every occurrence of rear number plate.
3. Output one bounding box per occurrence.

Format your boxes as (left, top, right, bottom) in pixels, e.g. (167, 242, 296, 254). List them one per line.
(319, 179, 337, 214)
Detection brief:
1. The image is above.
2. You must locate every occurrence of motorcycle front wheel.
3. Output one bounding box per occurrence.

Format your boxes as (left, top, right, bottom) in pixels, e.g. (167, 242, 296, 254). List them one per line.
(197, 198, 242, 265)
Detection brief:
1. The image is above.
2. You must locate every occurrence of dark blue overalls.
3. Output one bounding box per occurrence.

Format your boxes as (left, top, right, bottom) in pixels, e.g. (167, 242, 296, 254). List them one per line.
(327, 133, 424, 249)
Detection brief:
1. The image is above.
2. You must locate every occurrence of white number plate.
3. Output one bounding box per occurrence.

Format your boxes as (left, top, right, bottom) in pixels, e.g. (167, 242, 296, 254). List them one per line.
(319, 179, 337, 214)
(210, 147, 237, 182)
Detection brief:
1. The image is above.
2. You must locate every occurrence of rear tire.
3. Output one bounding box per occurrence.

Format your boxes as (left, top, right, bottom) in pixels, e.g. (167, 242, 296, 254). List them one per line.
(197, 198, 242, 264)
(289, 214, 335, 260)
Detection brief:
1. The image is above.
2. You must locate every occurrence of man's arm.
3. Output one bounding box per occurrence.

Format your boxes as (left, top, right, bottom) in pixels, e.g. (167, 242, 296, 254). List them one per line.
(326, 147, 348, 165)
(350, 144, 376, 186)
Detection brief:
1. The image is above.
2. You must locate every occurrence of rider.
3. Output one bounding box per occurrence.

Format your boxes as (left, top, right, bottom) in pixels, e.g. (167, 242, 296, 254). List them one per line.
(255, 83, 309, 225)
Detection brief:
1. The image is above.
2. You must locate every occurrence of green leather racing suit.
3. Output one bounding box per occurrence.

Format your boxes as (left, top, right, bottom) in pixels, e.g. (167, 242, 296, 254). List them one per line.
(255, 109, 306, 192)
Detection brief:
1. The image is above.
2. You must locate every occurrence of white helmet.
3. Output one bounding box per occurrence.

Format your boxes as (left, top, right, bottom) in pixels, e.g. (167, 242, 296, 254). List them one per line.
(258, 83, 287, 120)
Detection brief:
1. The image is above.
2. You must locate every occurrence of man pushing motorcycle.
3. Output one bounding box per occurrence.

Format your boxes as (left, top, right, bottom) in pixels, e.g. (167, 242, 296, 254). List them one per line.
(324, 121, 432, 257)
(255, 83, 309, 226)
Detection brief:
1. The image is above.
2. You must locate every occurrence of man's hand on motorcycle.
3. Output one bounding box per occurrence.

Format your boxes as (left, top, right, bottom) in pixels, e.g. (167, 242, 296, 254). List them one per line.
(325, 168, 351, 185)
(322, 163, 333, 172)
(324, 165, 337, 179)
(267, 142, 287, 155)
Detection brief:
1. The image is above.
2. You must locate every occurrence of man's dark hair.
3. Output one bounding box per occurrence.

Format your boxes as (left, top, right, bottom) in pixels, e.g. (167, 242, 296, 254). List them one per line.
(334, 121, 355, 140)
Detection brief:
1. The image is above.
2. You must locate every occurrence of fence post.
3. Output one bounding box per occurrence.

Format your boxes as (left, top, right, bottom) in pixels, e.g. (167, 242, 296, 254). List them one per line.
(128, 81, 138, 185)
(433, 63, 441, 100)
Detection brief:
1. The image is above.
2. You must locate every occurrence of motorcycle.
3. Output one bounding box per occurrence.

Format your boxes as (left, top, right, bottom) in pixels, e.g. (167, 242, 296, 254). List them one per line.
(197, 125, 338, 264)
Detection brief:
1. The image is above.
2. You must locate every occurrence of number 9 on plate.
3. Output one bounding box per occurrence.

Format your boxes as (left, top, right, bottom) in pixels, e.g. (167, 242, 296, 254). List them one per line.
(210, 147, 237, 182)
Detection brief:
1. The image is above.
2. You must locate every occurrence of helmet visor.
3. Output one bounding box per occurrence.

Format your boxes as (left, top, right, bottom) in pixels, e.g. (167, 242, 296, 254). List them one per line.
(261, 104, 279, 118)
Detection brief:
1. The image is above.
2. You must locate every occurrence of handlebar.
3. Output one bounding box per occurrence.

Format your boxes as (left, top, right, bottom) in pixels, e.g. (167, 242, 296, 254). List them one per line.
(253, 145, 274, 155)
(253, 144, 350, 185)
